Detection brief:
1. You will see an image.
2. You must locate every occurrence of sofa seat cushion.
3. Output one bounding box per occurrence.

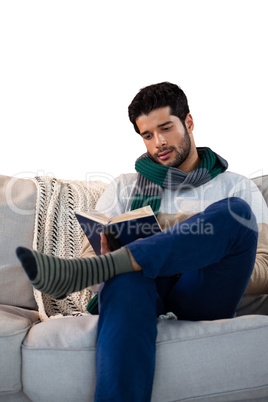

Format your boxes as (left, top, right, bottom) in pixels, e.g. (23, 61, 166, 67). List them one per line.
(21, 313, 268, 402)
(0, 305, 39, 395)
(153, 315, 268, 401)
(0, 391, 31, 401)
(22, 314, 98, 402)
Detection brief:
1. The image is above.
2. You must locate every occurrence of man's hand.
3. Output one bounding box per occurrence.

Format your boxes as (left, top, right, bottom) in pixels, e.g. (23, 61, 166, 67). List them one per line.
(100, 232, 111, 254)
(100, 232, 142, 271)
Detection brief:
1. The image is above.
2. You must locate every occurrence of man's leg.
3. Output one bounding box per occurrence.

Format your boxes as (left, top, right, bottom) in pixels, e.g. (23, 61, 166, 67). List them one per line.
(17, 197, 258, 304)
(16, 246, 134, 299)
(127, 197, 258, 319)
(94, 272, 159, 402)
(93, 197, 258, 401)
(165, 251, 256, 320)
(16, 197, 258, 402)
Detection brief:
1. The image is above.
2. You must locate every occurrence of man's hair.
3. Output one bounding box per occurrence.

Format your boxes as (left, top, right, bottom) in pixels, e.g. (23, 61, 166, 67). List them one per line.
(128, 82, 190, 133)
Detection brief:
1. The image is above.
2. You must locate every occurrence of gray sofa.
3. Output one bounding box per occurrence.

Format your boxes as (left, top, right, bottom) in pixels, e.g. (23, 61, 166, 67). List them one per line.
(0, 173, 268, 402)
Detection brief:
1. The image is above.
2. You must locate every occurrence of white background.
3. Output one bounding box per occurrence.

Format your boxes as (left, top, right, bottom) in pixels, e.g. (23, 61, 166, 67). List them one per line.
(1, 0, 267, 183)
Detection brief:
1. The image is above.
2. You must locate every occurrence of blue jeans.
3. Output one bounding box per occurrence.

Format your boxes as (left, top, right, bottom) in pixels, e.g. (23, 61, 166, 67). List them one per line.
(94, 198, 258, 401)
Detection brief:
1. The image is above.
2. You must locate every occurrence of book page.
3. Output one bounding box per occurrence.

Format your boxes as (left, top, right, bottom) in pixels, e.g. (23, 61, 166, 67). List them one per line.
(110, 205, 154, 224)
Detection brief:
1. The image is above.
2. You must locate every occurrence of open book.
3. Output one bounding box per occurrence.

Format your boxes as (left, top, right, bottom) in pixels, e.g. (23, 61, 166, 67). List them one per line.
(75, 205, 162, 255)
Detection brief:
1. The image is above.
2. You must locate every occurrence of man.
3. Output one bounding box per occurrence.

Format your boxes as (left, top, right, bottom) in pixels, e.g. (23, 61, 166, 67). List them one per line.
(17, 82, 268, 402)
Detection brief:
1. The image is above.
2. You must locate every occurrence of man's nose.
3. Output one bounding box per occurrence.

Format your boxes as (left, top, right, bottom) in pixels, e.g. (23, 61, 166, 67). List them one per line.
(155, 133, 167, 147)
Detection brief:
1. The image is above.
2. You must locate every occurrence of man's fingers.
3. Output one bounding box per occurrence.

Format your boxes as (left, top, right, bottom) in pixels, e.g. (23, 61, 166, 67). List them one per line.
(100, 232, 111, 254)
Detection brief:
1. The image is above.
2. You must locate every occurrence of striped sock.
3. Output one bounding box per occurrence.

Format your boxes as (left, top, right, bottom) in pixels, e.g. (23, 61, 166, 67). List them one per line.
(16, 246, 134, 299)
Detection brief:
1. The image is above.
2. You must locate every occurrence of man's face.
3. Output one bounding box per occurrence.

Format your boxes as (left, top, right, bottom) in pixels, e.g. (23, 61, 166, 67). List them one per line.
(136, 106, 194, 170)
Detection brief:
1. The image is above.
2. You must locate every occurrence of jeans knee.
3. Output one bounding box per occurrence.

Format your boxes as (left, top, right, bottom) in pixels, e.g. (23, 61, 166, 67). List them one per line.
(226, 197, 258, 233)
(207, 197, 257, 233)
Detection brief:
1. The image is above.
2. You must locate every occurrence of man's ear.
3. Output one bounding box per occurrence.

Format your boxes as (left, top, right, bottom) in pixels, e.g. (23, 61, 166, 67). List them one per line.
(185, 113, 194, 132)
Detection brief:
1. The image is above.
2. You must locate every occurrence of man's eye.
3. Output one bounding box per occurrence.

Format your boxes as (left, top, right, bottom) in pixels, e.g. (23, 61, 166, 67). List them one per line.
(144, 134, 152, 140)
(163, 126, 172, 131)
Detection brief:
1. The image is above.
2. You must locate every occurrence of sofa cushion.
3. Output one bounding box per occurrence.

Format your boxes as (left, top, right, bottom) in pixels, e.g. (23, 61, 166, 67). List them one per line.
(0, 305, 39, 395)
(0, 392, 31, 401)
(21, 313, 268, 402)
(22, 314, 98, 402)
(253, 175, 268, 205)
(0, 175, 37, 309)
(237, 294, 268, 316)
(152, 315, 268, 401)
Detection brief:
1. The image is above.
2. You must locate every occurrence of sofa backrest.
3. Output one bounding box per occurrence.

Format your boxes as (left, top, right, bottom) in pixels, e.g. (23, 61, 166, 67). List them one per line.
(0, 175, 38, 309)
(0, 174, 107, 310)
(252, 175, 268, 206)
(0, 173, 267, 310)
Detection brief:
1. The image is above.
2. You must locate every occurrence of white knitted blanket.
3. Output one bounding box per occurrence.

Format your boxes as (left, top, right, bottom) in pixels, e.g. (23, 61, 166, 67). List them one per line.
(31, 176, 106, 321)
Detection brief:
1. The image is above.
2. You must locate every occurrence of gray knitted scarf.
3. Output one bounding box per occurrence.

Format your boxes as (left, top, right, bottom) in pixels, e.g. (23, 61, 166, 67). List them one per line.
(131, 147, 228, 215)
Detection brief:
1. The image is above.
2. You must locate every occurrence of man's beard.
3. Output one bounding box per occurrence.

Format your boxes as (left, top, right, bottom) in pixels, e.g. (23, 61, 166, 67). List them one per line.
(150, 128, 191, 168)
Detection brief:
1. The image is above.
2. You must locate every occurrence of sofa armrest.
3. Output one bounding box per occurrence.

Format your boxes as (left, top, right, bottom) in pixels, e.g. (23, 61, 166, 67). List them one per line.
(0, 305, 39, 395)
